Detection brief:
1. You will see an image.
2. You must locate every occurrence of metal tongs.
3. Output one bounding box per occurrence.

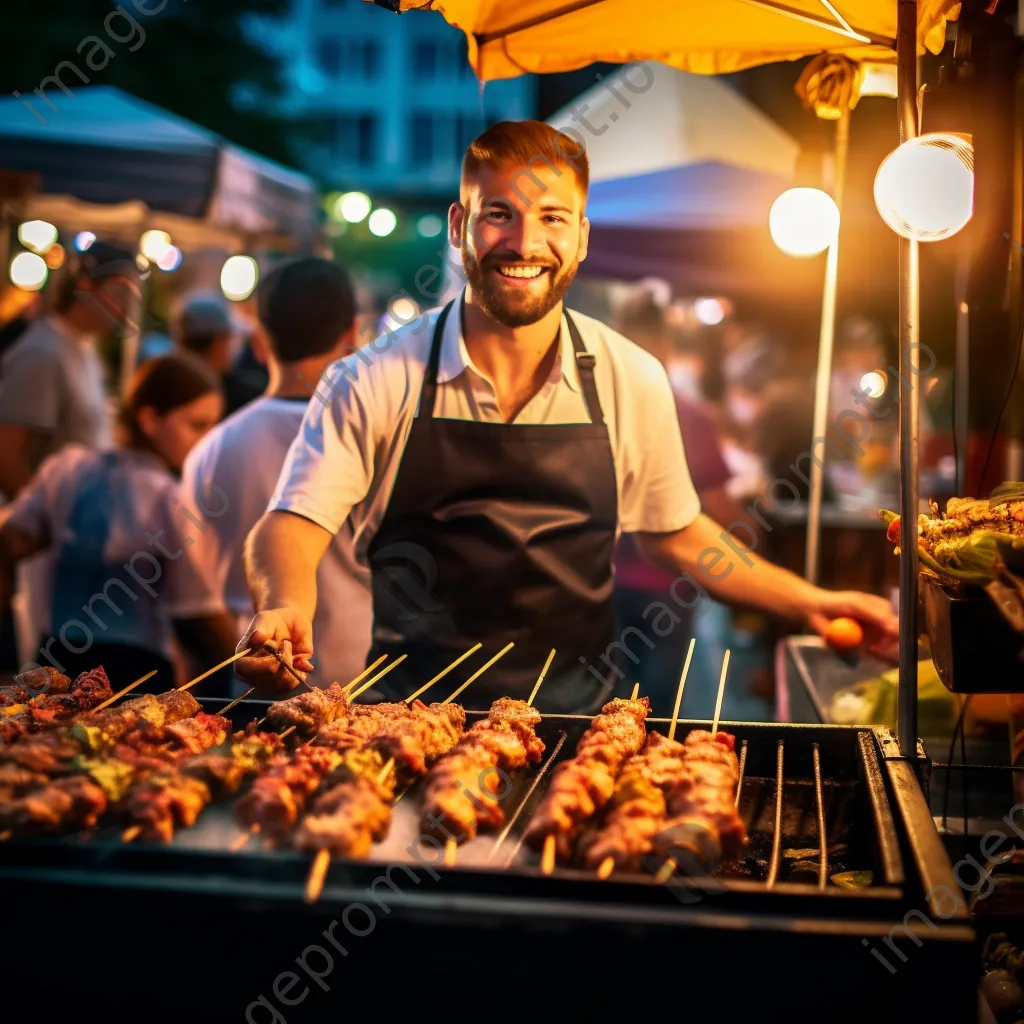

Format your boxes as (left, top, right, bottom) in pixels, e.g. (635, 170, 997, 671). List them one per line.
(261, 641, 309, 687)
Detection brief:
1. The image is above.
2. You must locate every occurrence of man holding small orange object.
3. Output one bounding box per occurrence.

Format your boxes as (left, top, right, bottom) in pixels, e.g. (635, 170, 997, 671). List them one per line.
(236, 120, 897, 707)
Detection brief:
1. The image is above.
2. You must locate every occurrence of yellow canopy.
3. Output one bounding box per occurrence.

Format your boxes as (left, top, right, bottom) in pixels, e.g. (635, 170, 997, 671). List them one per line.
(385, 1, 959, 80)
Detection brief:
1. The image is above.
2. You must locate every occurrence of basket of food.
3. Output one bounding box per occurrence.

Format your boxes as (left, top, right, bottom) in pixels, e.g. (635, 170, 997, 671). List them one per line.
(882, 483, 1024, 693)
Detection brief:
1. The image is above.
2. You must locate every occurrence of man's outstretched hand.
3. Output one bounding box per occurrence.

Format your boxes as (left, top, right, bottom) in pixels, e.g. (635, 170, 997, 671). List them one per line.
(236, 607, 315, 692)
(805, 589, 900, 663)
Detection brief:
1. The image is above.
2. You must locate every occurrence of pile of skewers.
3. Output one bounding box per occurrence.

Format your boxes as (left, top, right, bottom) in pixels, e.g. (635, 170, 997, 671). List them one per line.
(0, 637, 752, 899)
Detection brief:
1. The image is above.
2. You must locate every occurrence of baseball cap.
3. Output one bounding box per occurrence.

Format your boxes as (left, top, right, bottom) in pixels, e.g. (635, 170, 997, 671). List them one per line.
(76, 241, 140, 282)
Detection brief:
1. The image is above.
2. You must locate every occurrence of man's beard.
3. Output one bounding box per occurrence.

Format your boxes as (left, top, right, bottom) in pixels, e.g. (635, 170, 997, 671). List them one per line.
(462, 241, 579, 328)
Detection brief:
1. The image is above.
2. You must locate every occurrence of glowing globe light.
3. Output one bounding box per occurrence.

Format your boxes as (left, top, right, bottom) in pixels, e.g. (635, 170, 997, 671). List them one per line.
(694, 297, 726, 326)
(156, 245, 183, 272)
(874, 133, 974, 241)
(859, 370, 887, 399)
(74, 231, 97, 252)
(417, 214, 443, 238)
(140, 229, 172, 262)
(18, 220, 58, 255)
(769, 188, 840, 257)
(336, 192, 371, 223)
(368, 208, 397, 238)
(220, 255, 259, 301)
(10, 251, 48, 291)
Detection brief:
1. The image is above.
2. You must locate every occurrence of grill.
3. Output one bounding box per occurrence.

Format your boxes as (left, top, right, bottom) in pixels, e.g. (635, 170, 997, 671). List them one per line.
(1, 699, 976, 1022)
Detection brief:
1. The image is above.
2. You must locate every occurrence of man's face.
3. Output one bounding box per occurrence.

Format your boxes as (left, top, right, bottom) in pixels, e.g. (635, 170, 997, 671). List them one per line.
(451, 161, 589, 328)
(77, 274, 140, 335)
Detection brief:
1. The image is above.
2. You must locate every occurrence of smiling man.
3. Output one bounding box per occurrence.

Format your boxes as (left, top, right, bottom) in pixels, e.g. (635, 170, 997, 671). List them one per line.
(237, 120, 896, 709)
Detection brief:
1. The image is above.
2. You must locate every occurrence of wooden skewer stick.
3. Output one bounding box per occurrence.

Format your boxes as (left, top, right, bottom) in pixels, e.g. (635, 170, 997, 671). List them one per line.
(668, 639, 696, 743)
(279, 725, 297, 739)
(710, 649, 731, 739)
(630, 682, 640, 701)
(93, 669, 159, 712)
(527, 649, 555, 707)
(444, 836, 458, 867)
(220, 687, 255, 717)
(403, 644, 483, 704)
(540, 833, 556, 876)
(377, 757, 395, 785)
(305, 848, 331, 904)
(441, 643, 514, 705)
(655, 858, 677, 884)
(597, 856, 615, 880)
(344, 654, 388, 695)
(350, 654, 408, 701)
(179, 649, 252, 693)
(122, 825, 142, 843)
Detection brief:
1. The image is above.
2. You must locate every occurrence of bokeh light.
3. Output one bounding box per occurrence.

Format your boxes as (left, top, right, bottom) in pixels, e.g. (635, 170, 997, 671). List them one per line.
(10, 251, 48, 291)
(336, 192, 371, 223)
(368, 208, 397, 237)
(220, 255, 259, 301)
(18, 220, 58, 255)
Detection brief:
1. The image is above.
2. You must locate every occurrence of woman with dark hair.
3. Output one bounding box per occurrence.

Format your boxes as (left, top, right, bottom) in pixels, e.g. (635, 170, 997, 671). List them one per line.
(0, 353, 237, 690)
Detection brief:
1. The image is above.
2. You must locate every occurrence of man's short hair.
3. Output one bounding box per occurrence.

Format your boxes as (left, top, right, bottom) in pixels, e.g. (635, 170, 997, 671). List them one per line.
(462, 120, 589, 197)
(257, 256, 356, 363)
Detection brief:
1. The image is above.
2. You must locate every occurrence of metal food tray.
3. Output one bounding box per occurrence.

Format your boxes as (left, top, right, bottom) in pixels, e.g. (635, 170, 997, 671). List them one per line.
(2, 698, 975, 1022)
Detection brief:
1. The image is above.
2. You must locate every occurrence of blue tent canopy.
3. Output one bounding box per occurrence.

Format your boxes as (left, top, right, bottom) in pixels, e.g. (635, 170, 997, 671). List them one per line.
(0, 86, 316, 244)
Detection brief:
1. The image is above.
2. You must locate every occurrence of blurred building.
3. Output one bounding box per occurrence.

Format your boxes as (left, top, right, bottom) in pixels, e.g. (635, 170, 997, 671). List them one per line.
(247, 0, 536, 196)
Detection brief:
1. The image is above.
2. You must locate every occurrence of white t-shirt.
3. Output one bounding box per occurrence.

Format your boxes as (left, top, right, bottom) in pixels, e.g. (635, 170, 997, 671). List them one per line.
(270, 296, 701, 560)
(181, 396, 373, 689)
(8, 446, 223, 659)
(0, 314, 111, 459)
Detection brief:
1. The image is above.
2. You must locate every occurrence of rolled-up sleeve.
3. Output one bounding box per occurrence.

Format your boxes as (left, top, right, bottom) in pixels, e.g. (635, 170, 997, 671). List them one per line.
(617, 360, 701, 534)
(269, 359, 377, 536)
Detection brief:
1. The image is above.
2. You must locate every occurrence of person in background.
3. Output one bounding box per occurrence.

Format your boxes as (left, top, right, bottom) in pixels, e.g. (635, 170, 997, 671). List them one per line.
(181, 257, 372, 689)
(612, 292, 766, 709)
(0, 353, 237, 691)
(0, 241, 137, 500)
(173, 292, 241, 375)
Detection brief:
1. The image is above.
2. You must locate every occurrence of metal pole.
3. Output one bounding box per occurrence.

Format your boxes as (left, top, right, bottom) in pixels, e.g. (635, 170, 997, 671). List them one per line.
(954, 252, 969, 494)
(896, 0, 921, 759)
(805, 106, 850, 585)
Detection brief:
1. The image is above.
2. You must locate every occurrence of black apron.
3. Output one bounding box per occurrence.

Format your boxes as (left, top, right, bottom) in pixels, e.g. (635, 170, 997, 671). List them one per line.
(365, 298, 619, 714)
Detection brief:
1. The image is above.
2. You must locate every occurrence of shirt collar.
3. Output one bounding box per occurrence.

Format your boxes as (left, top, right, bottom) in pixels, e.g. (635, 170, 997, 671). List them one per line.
(435, 292, 581, 394)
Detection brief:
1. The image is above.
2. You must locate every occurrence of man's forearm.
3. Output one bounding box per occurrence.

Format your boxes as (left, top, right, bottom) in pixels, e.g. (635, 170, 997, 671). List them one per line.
(636, 513, 820, 624)
(244, 510, 331, 620)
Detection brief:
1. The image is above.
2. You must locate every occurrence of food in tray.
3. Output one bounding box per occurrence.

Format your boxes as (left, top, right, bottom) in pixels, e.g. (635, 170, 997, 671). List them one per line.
(523, 695, 650, 860)
(420, 697, 544, 841)
(266, 681, 351, 736)
(578, 729, 748, 873)
(881, 481, 1024, 585)
(0, 667, 113, 743)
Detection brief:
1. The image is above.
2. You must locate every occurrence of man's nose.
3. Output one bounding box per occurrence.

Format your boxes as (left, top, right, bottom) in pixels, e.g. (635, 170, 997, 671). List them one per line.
(504, 214, 546, 259)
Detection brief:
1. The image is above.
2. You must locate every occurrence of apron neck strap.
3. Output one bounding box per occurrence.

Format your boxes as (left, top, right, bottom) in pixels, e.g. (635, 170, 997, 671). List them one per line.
(421, 300, 605, 425)
(421, 299, 456, 417)
(564, 310, 604, 425)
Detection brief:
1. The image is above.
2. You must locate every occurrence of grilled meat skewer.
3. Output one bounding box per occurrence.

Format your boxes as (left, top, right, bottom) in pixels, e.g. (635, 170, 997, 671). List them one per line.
(524, 696, 650, 860)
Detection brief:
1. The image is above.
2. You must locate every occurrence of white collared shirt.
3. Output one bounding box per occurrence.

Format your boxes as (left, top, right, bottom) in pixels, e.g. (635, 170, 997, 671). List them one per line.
(270, 296, 701, 567)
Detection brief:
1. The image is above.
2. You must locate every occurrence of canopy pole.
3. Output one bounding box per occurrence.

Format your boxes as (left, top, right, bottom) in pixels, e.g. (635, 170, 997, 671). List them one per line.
(896, 0, 921, 759)
(804, 105, 850, 585)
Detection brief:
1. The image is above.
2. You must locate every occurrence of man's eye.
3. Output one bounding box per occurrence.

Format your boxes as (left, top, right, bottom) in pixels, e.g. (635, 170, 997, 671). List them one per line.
(484, 208, 511, 224)
(543, 215, 565, 224)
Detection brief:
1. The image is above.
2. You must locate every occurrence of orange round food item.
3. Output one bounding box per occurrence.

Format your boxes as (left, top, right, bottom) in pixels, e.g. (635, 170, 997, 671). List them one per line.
(824, 617, 864, 651)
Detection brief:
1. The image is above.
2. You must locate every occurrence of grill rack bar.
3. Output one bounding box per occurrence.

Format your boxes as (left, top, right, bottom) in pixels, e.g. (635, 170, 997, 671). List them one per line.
(812, 742, 828, 890)
(494, 730, 568, 865)
(766, 739, 786, 888)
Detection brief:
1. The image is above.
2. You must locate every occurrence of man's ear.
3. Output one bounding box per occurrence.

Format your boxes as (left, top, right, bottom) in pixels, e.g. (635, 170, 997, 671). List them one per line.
(448, 202, 465, 249)
(248, 325, 270, 368)
(578, 215, 591, 264)
(135, 405, 160, 441)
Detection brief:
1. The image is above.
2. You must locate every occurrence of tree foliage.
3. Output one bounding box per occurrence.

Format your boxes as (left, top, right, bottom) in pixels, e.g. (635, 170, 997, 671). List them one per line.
(2, 0, 299, 166)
